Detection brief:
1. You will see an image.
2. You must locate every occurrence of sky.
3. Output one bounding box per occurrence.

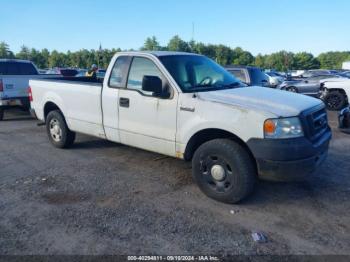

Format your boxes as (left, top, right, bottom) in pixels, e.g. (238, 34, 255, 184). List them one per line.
(1, 0, 349, 55)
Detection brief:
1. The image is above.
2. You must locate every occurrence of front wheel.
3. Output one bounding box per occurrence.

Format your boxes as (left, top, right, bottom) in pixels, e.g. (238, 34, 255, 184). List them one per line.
(46, 110, 76, 148)
(324, 91, 347, 111)
(192, 139, 256, 204)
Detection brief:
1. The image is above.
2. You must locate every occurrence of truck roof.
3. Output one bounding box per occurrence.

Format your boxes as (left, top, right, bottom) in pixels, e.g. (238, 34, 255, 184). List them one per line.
(117, 51, 202, 57)
(0, 59, 33, 63)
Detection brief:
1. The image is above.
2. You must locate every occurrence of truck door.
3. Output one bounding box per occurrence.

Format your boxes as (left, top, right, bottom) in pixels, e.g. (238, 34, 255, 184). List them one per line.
(118, 56, 178, 157)
(102, 56, 132, 142)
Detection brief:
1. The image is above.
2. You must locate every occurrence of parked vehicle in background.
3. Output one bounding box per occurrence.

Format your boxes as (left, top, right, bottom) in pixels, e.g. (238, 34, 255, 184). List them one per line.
(96, 69, 106, 78)
(290, 70, 305, 77)
(46, 68, 79, 77)
(30, 51, 331, 204)
(0, 59, 57, 120)
(265, 71, 285, 87)
(342, 61, 350, 70)
(338, 71, 350, 78)
(38, 69, 48, 74)
(278, 74, 342, 96)
(320, 78, 350, 110)
(225, 65, 270, 87)
(338, 106, 350, 133)
(76, 69, 88, 77)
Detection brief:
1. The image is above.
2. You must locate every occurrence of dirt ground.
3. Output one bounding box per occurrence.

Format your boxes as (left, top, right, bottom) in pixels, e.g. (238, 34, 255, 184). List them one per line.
(0, 108, 349, 256)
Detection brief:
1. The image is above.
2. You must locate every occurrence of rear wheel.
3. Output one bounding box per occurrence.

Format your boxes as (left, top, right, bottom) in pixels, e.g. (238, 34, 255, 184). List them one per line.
(324, 91, 347, 111)
(0, 108, 4, 121)
(46, 110, 76, 148)
(286, 86, 298, 93)
(343, 111, 350, 128)
(192, 139, 256, 204)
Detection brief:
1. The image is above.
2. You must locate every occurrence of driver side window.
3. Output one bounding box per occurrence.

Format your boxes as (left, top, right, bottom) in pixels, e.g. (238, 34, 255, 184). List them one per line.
(127, 57, 163, 95)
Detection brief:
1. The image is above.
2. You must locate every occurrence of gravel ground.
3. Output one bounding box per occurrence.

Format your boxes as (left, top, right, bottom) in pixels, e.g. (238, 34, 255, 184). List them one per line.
(0, 108, 349, 256)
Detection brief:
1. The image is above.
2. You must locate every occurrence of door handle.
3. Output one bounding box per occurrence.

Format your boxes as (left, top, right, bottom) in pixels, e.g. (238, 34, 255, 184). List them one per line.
(119, 97, 130, 108)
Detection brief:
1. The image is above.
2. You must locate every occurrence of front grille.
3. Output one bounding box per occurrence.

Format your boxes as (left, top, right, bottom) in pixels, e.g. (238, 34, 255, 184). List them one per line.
(301, 105, 329, 143)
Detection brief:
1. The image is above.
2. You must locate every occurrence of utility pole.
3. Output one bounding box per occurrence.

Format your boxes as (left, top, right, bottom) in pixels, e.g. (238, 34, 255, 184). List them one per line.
(98, 43, 102, 68)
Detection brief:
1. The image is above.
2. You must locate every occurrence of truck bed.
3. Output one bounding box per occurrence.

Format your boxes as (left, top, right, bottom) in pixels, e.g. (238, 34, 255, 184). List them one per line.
(30, 77, 105, 138)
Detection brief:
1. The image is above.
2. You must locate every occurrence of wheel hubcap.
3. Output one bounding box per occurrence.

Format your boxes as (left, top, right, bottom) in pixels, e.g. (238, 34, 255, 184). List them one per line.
(49, 119, 62, 142)
(211, 165, 226, 181)
(200, 155, 234, 193)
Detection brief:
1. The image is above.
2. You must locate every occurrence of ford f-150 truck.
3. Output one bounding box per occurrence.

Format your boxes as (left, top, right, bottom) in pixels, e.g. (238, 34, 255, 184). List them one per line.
(29, 51, 332, 203)
(0, 59, 57, 120)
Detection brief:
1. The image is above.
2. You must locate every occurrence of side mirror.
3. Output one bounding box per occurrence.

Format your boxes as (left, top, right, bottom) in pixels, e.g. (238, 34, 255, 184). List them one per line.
(142, 75, 163, 96)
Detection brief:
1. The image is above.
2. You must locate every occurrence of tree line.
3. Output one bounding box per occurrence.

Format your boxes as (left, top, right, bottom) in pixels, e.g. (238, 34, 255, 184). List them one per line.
(1, 36, 350, 71)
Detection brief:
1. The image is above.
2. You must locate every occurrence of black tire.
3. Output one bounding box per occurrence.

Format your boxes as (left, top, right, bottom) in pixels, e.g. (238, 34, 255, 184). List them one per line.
(343, 111, 350, 128)
(0, 108, 5, 121)
(46, 110, 76, 148)
(0, 108, 4, 121)
(192, 139, 256, 204)
(324, 91, 347, 111)
(286, 86, 298, 93)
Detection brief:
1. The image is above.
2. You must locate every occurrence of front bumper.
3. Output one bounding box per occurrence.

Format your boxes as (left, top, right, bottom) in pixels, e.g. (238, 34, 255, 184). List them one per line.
(247, 129, 332, 181)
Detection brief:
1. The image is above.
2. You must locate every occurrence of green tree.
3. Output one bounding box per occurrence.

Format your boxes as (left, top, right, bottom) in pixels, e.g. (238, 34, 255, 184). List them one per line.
(16, 45, 31, 60)
(167, 35, 190, 52)
(40, 49, 50, 68)
(49, 50, 66, 67)
(232, 47, 254, 65)
(317, 51, 350, 69)
(254, 54, 267, 68)
(0, 42, 15, 58)
(265, 51, 295, 71)
(141, 36, 161, 51)
(214, 45, 233, 65)
(293, 52, 319, 70)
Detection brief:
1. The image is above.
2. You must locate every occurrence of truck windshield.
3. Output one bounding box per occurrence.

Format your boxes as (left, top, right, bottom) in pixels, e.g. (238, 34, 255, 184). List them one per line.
(159, 55, 244, 93)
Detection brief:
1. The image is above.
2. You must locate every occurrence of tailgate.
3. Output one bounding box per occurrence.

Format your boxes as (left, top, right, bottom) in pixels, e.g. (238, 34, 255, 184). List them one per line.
(0, 76, 30, 99)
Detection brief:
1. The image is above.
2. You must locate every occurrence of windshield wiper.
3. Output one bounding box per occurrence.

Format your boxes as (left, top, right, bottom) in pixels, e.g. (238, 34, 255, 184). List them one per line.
(216, 82, 242, 88)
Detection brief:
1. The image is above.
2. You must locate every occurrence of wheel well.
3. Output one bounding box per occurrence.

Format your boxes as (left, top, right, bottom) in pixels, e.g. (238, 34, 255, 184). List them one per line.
(44, 102, 61, 121)
(184, 129, 255, 163)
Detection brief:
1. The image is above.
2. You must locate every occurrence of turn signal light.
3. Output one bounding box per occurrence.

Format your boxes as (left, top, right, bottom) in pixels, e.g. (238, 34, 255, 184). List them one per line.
(264, 119, 276, 135)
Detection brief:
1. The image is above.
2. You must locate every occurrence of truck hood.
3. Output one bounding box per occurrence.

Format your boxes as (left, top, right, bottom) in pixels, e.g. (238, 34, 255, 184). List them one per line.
(321, 77, 349, 83)
(198, 86, 322, 117)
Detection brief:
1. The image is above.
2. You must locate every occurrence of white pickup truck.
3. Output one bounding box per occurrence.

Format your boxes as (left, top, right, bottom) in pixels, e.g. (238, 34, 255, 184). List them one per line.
(320, 78, 350, 110)
(0, 59, 58, 120)
(30, 51, 332, 203)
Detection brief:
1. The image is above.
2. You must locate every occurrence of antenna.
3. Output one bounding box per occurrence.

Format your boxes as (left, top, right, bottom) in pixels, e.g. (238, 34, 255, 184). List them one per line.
(192, 22, 194, 39)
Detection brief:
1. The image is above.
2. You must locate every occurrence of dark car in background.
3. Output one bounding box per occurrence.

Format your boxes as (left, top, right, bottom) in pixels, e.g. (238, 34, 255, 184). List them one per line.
(225, 65, 271, 87)
(278, 74, 342, 96)
(46, 68, 79, 77)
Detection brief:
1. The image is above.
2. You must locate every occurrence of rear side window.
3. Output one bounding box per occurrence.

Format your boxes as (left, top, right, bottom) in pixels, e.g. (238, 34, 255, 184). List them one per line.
(0, 62, 37, 75)
(109, 56, 131, 88)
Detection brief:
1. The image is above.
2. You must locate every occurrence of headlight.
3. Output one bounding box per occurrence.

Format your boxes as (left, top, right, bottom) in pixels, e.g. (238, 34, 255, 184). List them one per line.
(264, 117, 304, 139)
